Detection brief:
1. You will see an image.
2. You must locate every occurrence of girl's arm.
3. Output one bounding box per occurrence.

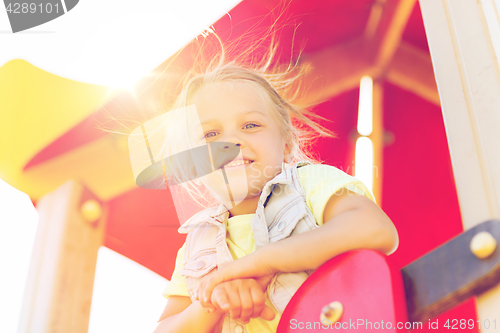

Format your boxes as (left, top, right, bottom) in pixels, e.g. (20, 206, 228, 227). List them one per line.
(198, 190, 398, 306)
(154, 296, 223, 333)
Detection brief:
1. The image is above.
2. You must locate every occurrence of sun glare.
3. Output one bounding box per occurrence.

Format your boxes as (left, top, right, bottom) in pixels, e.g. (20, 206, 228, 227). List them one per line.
(354, 136, 374, 192)
(357, 75, 373, 136)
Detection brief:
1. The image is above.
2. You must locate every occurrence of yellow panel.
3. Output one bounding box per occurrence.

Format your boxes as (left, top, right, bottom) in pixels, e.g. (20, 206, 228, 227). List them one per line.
(0, 59, 114, 197)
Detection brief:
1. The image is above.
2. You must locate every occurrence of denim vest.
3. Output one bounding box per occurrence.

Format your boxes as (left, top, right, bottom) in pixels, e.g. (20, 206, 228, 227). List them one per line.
(178, 161, 318, 333)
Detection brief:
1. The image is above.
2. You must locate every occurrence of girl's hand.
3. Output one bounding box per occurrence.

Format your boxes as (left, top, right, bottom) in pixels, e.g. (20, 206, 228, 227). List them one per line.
(197, 254, 276, 310)
(210, 278, 275, 324)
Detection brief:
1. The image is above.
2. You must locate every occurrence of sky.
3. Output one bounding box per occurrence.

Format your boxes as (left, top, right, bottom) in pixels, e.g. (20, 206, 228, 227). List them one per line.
(0, 179, 38, 333)
(0, 0, 241, 86)
(0, 178, 168, 332)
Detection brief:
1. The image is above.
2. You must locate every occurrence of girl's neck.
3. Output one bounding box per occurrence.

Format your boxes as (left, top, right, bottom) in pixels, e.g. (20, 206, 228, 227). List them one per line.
(227, 195, 260, 217)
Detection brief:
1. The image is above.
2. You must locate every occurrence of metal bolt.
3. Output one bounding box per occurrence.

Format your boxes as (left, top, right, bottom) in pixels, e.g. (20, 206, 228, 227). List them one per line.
(470, 231, 497, 259)
(319, 301, 343, 324)
(81, 199, 102, 224)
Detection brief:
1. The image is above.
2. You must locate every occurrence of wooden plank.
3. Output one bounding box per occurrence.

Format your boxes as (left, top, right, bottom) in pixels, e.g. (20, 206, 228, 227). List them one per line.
(17, 180, 106, 333)
(418, 0, 494, 227)
(402, 220, 500, 322)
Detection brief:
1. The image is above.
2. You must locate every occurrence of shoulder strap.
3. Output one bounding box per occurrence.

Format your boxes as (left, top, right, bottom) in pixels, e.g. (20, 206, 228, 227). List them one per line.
(296, 160, 313, 168)
(263, 161, 313, 205)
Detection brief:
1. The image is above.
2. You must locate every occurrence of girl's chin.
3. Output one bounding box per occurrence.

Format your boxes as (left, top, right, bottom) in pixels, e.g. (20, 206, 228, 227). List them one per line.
(211, 187, 261, 204)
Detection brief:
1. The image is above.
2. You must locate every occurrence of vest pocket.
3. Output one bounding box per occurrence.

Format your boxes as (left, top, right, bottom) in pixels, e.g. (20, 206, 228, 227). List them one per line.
(268, 203, 308, 242)
(181, 249, 217, 279)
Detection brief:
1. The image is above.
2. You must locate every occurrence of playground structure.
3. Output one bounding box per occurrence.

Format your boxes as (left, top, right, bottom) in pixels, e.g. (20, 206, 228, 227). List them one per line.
(1, 0, 500, 332)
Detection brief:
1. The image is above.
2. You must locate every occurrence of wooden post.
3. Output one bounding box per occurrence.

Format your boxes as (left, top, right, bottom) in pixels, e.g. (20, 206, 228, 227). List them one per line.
(419, 0, 500, 327)
(17, 180, 106, 333)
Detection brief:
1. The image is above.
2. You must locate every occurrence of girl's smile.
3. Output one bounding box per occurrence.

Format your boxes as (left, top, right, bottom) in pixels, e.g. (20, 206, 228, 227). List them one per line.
(222, 158, 253, 168)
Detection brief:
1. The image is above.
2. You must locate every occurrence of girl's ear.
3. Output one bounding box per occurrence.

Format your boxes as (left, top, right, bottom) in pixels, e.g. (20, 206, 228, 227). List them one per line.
(283, 143, 291, 162)
(188, 164, 202, 186)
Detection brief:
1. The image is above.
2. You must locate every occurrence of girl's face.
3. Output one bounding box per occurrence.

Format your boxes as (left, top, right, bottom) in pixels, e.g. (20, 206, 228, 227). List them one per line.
(190, 81, 289, 211)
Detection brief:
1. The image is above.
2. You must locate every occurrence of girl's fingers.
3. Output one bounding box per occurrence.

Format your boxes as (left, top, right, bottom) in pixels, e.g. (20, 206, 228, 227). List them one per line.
(249, 285, 266, 318)
(237, 285, 254, 323)
(260, 305, 276, 321)
(211, 287, 230, 312)
(224, 284, 242, 319)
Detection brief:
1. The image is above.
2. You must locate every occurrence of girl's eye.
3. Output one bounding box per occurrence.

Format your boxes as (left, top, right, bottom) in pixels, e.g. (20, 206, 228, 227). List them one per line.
(202, 124, 259, 140)
(204, 132, 218, 139)
(244, 123, 259, 129)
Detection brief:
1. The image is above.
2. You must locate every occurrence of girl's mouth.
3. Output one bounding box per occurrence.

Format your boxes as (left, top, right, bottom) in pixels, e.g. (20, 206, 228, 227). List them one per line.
(222, 159, 253, 168)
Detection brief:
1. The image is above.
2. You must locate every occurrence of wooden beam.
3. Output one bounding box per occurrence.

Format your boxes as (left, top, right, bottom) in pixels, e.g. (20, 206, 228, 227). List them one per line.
(295, 37, 379, 106)
(17, 181, 106, 333)
(386, 42, 440, 105)
(364, 0, 388, 40)
(294, 0, 436, 108)
(370, 0, 418, 69)
(294, 39, 439, 108)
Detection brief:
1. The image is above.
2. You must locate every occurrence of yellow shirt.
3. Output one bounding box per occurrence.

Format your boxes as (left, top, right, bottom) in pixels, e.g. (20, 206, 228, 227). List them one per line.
(163, 164, 376, 332)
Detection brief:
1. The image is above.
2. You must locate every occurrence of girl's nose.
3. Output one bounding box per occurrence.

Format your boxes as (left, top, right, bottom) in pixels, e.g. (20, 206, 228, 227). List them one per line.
(220, 132, 244, 148)
(220, 142, 241, 151)
(218, 142, 240, 153)
(225, 142, 242, 149)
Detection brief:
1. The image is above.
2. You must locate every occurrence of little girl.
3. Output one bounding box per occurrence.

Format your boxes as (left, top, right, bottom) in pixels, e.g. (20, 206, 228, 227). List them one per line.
(152, 43, 399, 333)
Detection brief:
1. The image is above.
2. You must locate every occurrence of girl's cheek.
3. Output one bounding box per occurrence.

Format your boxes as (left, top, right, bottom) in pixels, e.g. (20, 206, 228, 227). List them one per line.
(249, 163, 261, 178)
(200, 174, 221, 191)
(201, 174, 235, 198)
(248, 180, 263, 196)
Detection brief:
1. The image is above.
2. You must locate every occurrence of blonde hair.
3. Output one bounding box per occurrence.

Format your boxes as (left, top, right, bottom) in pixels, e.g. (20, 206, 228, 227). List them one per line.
(159, 32, 334, 208)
